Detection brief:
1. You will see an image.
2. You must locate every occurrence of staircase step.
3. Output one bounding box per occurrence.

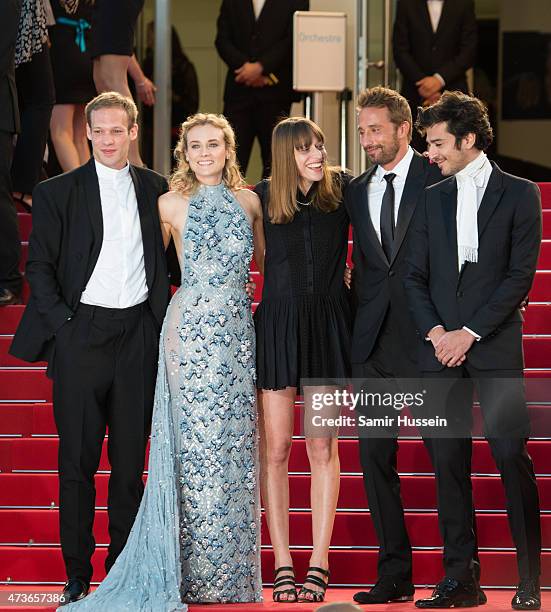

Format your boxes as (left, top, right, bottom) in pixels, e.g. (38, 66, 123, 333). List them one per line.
(544, 210, 551, 239)
(0, 546, 549, 586)
(524, 303, 551, 334)
(1, 473, 549, 510)
(0, 372, 51, 401)
(1, 508, 550, 549)
(540, 183, 551, 209)
(2, 437, 551, 475)
(17, 214, 31, 243)
(530, 271, 551, 301)
(538, 240, 551, 268)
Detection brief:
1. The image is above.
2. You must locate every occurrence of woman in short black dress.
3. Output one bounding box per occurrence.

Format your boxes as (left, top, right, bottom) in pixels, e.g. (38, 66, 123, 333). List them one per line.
(49, 0, 95, 171)
(254, 117, 352, 604)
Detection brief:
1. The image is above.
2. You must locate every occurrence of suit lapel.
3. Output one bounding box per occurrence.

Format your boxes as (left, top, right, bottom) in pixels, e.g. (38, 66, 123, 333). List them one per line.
(477, 163, 505, 239)
(419, 0, 435, 37)
(129, 165, 156, 290)
(351, 166, 389, 268)
(391, 152, 426, 265)
(82, 159, 103, 282)
(434, 0, 452, 39)
(439, 177, 460, 279)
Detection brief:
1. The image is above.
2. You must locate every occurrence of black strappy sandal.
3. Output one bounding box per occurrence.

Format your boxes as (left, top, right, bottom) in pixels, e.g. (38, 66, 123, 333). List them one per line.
(298, 566, 330, 603)
(273, 565, 297, 603)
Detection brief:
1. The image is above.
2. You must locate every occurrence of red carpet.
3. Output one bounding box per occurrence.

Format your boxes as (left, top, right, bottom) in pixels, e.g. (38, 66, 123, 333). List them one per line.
(1, 184, 550, 591)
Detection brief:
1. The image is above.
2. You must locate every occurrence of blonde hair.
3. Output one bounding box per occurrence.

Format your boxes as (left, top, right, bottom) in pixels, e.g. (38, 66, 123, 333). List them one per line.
(170, 113, 244, 195)
(85, 91, 138, 128)
(268, 117, 342, 224)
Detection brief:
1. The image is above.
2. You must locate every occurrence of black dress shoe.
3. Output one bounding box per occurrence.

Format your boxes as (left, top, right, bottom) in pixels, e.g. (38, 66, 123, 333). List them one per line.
(512, 579, 541, 610)
(59, 578, 89, 606)
(478, 587, 487, 605)
(415, 577, 479, 608)
(0, 288, 22, 306)
(354, 576, 415, 604)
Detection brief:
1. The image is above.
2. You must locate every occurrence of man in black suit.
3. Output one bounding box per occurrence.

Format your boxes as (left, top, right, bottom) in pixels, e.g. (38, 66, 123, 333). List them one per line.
(0, 0, 22, 306)
(405, 91, 541, 609)
(215, 0, 308, 178)
(10, 92, 170, 605)
(346, 86, 444, 605)
(393, 0, 477, 149)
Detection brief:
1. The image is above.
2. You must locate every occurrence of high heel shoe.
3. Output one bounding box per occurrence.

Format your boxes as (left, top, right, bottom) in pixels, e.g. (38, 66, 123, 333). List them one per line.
(273, 566, 297, 603)
(297, 566, 330, 603)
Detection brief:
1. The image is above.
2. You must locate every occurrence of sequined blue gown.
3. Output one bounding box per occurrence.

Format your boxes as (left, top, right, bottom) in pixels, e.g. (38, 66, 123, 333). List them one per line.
(61, 183, 262, 611)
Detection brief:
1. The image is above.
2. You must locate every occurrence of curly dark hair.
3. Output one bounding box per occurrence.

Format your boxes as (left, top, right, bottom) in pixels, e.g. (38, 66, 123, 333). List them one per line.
(416, 91, 494, 151)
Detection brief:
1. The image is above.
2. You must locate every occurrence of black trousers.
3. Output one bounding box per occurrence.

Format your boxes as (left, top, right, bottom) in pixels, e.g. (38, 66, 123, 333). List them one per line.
(223, 98, 291, 178)
(12, 46, 55, 195)
(424, 364, 541, 582)
(53, 301, 159, 582)
(0, 129, 22, 293)
(353, 308, 424, 582)
(352, 308, 481, 583)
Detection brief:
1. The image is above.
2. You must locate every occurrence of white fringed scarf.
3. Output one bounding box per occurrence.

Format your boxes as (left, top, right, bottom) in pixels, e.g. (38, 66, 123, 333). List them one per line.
(455, 152, 492, 271)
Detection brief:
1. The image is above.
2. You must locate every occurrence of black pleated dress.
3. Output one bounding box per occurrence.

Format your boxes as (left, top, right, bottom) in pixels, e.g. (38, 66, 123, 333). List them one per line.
(254, 174, 353, 391)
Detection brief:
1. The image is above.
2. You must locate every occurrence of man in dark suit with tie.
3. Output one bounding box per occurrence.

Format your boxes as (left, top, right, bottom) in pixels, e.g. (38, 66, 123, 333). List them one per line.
(346, 86, 446, 605)
(0, 0, 23, 306)
(393, 0, 477, 149)
(215, 0, 308, 178)
(405, 91, 541, 609)
(10, 92, 170, 605)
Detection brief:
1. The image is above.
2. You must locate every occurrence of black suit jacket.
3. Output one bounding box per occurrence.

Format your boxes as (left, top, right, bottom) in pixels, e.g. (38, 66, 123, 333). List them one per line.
(215, 0, 308, 109)
(10, 159, 170, 371)
(393, 0, 477, 108)
(1, 0, 21, 134)
(345, 151, 441, 364)
(404, 163, 542, 371)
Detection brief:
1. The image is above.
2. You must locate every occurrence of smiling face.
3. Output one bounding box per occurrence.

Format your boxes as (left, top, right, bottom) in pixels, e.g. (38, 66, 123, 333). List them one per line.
(87, 107, 137, 170)
(185, 123, 228, 185)
(357, 105, 410, 170)
(425, 121, 478, 176)
(293, 136, 326, 193)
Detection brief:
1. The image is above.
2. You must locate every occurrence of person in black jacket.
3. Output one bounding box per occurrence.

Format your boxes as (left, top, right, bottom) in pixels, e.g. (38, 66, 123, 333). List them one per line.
(0, 0, 23, 306)
(392, 0, 477, 149)
(405, 91, 541, 610)
(215, 0, 309, 178)
(10, 92, 170, 606)
(346, 87, 475, 606)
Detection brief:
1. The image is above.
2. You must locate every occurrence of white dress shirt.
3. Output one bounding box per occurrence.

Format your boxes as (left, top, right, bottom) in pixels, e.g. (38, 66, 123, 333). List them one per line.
(80, 160, 148, 308)
(367, 146, 415, 244)
(252, 0, 266, 19)
(426, 0, 444, 32)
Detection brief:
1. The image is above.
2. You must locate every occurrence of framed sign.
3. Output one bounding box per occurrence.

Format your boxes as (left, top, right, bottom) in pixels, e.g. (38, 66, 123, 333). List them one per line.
(293, 11, 347, 92)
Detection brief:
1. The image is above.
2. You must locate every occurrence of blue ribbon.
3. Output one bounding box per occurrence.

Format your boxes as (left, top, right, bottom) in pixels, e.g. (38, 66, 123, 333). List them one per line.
(57, 17, 91, 53)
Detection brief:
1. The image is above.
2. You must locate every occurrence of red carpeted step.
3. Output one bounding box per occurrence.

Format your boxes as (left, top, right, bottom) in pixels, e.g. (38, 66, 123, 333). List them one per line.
(524, 303, 551, 334)
(18, 243, 28, 273)
(0, 306, 24, 334)
(1, 508, 550, 549)
(544, 210, 551, 239)
(17, 213, 32, 242)
(529, 271, 551, 301)
(3, 437, 551, 475)
(0, 371, 51, 401)
(538, 240, 551, 268)
(1, 473, 550, 510)
(540, 182, 551, 209)
(0, 404, 55, 436)
(0, 547, 550, 586)
(0, 339, 46, 367)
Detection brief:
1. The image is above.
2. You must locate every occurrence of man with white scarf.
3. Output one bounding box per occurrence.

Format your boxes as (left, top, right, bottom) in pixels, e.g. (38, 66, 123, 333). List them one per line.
(404, 91, 542, 610)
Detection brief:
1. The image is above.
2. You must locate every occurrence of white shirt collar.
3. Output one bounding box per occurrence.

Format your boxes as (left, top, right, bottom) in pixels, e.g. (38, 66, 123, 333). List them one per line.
(94, 159, 131, 180)
(374, 146, 414, 183)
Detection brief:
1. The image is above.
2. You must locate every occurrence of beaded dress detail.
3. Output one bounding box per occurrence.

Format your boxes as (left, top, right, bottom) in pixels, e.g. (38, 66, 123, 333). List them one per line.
(61, 183, 262, 610)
